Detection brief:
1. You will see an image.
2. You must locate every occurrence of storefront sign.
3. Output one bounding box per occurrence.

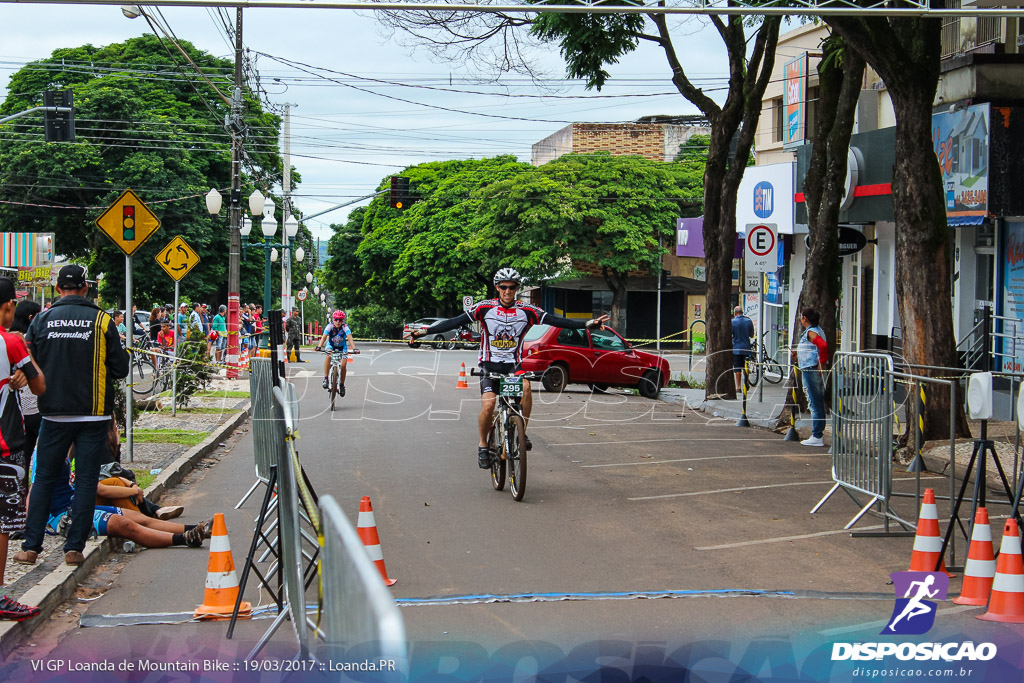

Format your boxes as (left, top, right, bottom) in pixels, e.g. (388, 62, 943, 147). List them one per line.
(736, 163, 795, 234)
(932, 102, 989, 226)
(1001, 221, 1024, 373)
(784, 53, 807, 146)
(838, 226, 868, 257)
(17, 265, 56, 286)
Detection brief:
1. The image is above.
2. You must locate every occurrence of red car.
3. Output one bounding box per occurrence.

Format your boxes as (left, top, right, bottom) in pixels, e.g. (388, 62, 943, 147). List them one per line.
(520, 324, 670, 398)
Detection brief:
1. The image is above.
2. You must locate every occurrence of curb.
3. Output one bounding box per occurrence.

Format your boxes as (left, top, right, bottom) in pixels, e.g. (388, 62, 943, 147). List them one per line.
(0, 403, 251, 659)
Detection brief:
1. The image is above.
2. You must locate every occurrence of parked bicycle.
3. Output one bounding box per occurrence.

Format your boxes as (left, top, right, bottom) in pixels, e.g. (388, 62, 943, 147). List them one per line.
(471, 368, 541, 502)
(129, 335, 160, 396)
(745, 332, 785, 386)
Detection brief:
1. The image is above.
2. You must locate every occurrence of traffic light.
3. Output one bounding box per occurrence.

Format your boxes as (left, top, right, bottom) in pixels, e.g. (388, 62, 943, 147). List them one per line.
(390, 176, 410, 209)
(123, 204, 136, 241)
(42, 89, 75, 142)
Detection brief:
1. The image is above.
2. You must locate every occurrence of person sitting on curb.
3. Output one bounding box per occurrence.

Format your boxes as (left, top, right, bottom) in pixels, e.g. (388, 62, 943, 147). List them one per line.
(44, 457, 210, 549)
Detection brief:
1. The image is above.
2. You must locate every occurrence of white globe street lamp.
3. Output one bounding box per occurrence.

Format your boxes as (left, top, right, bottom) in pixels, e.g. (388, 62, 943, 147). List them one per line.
(205, 188, 222, 215)
(305, 272, 313, 284)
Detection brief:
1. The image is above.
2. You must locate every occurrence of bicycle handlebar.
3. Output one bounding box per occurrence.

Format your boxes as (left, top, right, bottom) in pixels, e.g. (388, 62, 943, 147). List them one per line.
(470, 368, 542, 381)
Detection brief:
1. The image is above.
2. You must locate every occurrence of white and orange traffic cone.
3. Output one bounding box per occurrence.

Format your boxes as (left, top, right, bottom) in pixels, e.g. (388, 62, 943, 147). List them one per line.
(978, 519, 1024, 623)
(909, 489, 954, 577)
(954, 507, 996, 606)
(456, 363, 469, 389)
(357, 496, 396, 586)
(194, 513, 251, 620)
(348, 354, 354, 364)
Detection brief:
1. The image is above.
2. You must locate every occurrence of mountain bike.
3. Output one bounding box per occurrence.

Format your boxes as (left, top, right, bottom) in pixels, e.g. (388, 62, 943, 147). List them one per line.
(745, 332, 785, 386)
(130, 335, 160, 396)
(317, 348, 359, 411)
(471, 369, 541, 502)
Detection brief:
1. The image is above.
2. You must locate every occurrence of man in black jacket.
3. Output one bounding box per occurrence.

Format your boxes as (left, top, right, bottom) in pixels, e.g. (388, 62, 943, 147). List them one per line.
(14, 264, 130, 567)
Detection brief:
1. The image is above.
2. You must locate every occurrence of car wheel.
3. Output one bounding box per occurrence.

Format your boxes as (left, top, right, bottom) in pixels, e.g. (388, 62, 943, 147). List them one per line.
(638, 369, 661, 399)
(433, 335, 445, 348)
(588, 384, 610, 394)
(541, 364, 568, 393)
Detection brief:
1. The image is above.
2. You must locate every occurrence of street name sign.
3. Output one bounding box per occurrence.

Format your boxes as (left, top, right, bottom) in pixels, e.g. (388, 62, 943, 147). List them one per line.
(96, 189, 160, 256)
(745, 223, 778, 273)
(155, 236, 200, 281)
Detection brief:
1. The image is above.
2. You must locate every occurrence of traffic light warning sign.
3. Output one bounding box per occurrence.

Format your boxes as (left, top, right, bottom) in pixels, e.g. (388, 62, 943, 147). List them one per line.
(96, 189, 161, 257)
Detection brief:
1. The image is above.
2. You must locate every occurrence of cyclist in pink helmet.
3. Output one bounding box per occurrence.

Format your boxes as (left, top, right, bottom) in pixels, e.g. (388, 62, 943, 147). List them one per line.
(315, 311, 356, 392)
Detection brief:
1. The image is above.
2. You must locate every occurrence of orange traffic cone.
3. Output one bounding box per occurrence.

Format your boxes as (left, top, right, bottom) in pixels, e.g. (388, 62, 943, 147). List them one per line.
(357, 496, 396, 586)
(456, 362, 469, 389)
(954, 507, 996, 606)
(194, 513, 251, 619)
(348, 354, 354, 364)
(909, 489, 954, 576)
(978, 519, 1024, 623)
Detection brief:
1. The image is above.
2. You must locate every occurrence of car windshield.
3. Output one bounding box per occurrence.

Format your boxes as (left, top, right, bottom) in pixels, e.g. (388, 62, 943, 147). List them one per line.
(414, 318, 442, 326)
(524, 324, 551, 342)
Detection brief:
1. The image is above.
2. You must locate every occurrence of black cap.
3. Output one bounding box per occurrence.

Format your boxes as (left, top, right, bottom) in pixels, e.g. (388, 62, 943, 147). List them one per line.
(56, 264, 87, 290)
(0, 278, 15, 304)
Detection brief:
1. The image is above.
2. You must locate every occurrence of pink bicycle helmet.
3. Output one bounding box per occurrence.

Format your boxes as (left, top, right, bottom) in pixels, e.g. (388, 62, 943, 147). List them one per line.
(332, 310, 346, 323)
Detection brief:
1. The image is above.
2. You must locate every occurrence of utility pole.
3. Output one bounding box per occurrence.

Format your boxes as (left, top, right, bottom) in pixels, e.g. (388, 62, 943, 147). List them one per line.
(281, 103, 293, 315)
(226, 7, 244, 379)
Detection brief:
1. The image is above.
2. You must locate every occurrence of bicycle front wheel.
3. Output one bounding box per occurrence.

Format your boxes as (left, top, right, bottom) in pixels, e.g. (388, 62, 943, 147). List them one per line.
(507, 415, 528, 501)
(763, 359, 784, 384)
(131, 357, 158, 395)
(487, 425, 505, 491)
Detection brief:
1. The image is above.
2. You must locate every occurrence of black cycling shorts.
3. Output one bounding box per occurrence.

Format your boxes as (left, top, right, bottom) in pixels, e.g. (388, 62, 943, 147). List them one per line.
(479, 361, 523, 395)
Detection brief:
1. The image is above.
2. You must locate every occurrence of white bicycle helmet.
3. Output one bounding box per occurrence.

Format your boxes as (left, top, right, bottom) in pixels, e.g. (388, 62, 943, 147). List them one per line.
(493, 267, 522, 286)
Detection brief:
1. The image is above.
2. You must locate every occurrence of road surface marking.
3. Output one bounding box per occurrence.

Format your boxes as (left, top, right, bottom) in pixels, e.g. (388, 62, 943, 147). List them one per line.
(696, 525, 888, 550)
(629, 480, 836, 501)
(553, 437, 784, 447)
(583, 453, 820, 468)
(818, 604, 980, 636)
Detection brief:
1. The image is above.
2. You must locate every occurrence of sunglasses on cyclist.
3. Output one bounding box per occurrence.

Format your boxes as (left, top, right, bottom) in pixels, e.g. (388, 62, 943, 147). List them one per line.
(496, 284, 519, 291)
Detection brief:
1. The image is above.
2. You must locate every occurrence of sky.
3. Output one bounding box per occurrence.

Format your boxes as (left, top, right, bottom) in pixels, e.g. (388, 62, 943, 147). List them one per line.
(0, 2, 733, 242)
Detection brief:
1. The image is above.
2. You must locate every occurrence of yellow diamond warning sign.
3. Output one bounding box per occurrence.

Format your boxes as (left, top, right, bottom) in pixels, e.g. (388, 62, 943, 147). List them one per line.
(155, 236, 200, 281)
(95, 189, 161, 256)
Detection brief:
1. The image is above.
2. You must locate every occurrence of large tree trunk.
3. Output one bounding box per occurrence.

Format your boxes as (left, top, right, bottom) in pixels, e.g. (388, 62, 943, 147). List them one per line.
(829, 17, 970, 439)
(602, 267, 628, 330)
(779, 41, 864, 426)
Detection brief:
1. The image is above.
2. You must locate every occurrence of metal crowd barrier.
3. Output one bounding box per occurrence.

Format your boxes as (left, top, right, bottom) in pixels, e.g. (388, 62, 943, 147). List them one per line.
(235, 358, 281, 508)
(319, 495, 407, 671)
(811, 351, 914, 533)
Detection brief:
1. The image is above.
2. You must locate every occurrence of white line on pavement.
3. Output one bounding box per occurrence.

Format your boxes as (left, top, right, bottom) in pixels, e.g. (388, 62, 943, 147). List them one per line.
(553, 437, 785, 447)
(583, 453, 821, 468)
(628, 480, 836, 501)
(818, 604, 981, 636)
(695, 525, 888, 550)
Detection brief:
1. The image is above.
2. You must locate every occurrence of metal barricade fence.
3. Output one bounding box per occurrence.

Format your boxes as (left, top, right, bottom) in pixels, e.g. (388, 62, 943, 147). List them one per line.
(812, 351, 912, 532)
(319, 495, 407, 670)
(236, 358, 281, 509)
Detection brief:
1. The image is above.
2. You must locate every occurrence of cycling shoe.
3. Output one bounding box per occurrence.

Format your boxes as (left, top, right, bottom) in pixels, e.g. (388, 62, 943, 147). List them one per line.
(477, 446, 491, 469)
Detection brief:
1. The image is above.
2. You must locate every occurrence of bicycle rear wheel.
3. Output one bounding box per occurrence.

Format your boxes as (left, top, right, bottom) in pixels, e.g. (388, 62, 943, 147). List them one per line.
(763, 358, 784, 384)
(507, 415, 528, 501)
(744, 355, 760, 387)
(131, 356, 158, 395)
(487, 426, 505, 491)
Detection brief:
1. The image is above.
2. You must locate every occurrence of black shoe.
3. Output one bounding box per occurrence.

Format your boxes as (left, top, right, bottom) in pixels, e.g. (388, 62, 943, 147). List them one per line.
(525, 436, 533, 451)
(322, 377, 329, 390)
(184, 524, 205, 548)
(477, 446, 491, 469)
(339, 384, 346, 397)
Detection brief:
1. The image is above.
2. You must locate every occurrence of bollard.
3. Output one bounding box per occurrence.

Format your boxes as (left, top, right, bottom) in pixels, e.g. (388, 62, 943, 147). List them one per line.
(783, 366, 801, 441)
(736, 359, 751, 428)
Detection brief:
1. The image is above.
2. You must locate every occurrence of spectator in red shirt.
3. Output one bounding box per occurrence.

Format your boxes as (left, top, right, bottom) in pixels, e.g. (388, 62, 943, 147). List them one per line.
(0, 279, 45, 621)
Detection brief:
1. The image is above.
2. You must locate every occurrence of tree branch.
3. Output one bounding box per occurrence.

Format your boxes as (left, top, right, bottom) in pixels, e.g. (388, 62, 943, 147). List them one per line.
(648, 11, 719, 118)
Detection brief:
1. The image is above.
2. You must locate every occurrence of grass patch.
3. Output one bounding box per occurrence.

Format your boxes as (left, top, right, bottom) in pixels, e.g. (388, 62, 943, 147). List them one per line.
(129, 429, 208, 446)
(197, 390, 250, 398)
(152, 406, 233, 414)
(135, 472, 155, 490)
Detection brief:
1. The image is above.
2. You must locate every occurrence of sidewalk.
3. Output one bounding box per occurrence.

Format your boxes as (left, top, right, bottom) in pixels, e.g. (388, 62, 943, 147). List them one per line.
(0, 377, 251, 658)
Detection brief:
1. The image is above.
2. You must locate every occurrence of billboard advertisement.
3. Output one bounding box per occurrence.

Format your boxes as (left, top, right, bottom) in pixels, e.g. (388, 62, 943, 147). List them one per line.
(784, 53, 807, 146)
(932, 102, 989, 226)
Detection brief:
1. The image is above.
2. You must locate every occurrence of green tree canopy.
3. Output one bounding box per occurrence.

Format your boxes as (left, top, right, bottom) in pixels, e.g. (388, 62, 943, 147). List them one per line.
(0, 35, 283, 307)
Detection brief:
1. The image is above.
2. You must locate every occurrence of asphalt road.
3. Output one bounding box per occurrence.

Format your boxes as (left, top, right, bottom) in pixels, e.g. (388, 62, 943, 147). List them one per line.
(5, 345, 1021, 680)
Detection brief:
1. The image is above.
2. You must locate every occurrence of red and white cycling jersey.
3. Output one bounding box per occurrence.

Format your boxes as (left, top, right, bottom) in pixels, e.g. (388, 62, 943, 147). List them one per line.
(468, 299, 547, 363)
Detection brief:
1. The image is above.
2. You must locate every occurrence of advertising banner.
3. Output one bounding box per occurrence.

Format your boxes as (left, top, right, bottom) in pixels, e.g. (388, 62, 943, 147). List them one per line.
(784, 53, 807, 146)
(932, 103, 989, 226)
(1001, 220, 1024, 373)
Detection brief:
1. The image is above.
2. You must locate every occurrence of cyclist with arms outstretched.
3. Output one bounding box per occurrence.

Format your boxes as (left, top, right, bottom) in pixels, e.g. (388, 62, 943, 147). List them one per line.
(315, 311, 357, 394)
(410, 268, 608, 468)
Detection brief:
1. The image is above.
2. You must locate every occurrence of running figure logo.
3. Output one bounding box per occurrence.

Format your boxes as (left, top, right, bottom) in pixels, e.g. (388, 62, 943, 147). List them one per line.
(881, 571, 949, 635)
